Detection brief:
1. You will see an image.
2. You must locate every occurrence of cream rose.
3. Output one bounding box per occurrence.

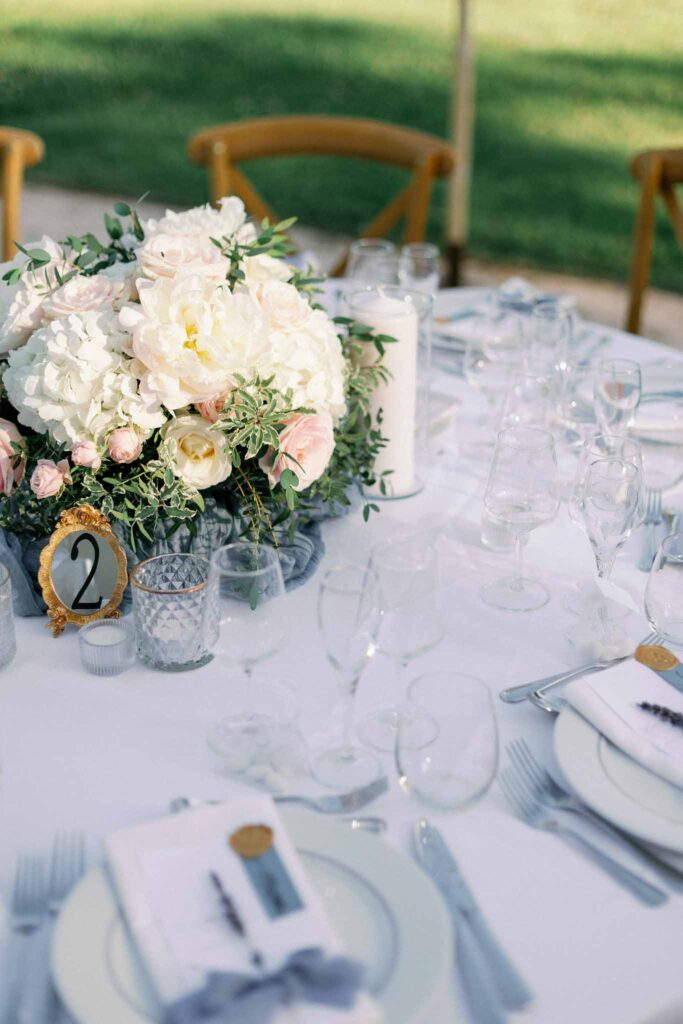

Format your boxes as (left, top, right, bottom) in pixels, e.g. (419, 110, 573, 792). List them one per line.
(42, 274, 126, 319)
(242, 253, 293, 286)
(162, 414, 232, 490)
(259, 412, 334, 492)
(253, 280, 310, 330)
(0, 419, 25, 495)
(137, 233, 229, 282)
(30, 458, 72, 499)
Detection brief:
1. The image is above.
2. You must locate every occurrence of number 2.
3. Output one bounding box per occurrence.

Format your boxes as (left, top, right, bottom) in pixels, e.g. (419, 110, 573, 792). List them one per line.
(71, 532, 103, 611)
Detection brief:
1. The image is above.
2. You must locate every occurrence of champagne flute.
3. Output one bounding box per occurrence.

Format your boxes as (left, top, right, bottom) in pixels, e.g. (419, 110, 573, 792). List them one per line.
(482, 426, 560, 611)
(360, 535, 445, 752)
(594, 358, 642, 437)
(314, 564, 382, 789)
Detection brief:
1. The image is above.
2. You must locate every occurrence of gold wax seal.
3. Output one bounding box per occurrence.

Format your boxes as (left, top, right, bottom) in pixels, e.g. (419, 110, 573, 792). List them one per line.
(229, 824, 274, 859)
(635, 644, 679, 672)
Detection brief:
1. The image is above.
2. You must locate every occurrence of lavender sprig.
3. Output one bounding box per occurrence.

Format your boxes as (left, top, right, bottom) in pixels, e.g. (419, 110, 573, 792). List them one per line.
(209, 871, 265, 971)
(637, 702, 683, 729)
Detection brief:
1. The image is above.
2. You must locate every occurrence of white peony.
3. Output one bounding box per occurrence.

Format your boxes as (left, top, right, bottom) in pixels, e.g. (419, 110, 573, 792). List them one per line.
(162, 413, 232, 490)
(242, 253, 293, 286)
(136, 233, 229, 282)
(3, 310, 165, 446)
(252, 280, 311, 331)
(143, 196, 249, 242)
(120, 274, 269, 411)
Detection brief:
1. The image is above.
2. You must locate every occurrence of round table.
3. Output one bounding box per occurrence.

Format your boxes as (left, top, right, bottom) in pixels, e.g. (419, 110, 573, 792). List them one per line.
(2, 289, 683, 1024)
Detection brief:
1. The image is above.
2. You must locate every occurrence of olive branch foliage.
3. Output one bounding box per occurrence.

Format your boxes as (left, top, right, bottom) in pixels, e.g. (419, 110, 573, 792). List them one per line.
(0, 199, 392, 550)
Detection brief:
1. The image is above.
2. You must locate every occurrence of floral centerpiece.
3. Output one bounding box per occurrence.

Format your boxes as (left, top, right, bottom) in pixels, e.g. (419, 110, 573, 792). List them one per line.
(0, 196, 389, 604)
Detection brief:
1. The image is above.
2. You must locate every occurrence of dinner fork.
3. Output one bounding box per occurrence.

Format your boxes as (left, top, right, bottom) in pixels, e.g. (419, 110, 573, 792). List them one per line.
(499, 769, 668, 905)
(507, 739, 683, 889)
(6, 855, 47, 1024)
(170, 775, 389, 819)
(639, 488, 663, 572)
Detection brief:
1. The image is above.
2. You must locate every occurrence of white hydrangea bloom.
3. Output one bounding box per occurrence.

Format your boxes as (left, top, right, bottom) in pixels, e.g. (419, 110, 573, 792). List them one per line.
(3, 310, 165, 446)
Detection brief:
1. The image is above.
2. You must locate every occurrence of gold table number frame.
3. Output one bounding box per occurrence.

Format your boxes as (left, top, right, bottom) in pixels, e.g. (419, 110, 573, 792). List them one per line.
(38, 505, 128, 637)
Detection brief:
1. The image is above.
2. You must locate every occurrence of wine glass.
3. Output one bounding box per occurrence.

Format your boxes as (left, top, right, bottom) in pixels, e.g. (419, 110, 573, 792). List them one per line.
(558, 362, 600, 445)
(645, 533, 683, 649)
(399, 242, 440, 295)
(529, 302, 572, 376)
(594, 358, 642, 437)
(359, 535, 445, 753)
(205, 542, 293, 769)
(396, 672, 498, 812)
(500, 370, 554, 430)
(579, 457, 640, 644)
(482, 426, 560, 611)
(463, 313, 526, 435)
(314, 564, 382, 789)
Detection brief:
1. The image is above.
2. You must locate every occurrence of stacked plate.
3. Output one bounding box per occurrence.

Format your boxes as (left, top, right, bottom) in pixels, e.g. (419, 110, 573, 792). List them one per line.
(555, 708, 683, 869)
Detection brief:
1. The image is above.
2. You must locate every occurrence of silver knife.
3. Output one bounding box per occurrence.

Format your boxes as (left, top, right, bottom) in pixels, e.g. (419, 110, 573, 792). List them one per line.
(413, 819, 532, 1011)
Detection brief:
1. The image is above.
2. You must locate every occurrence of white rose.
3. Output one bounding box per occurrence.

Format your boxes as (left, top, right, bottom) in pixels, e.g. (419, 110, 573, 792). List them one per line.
(120, 274, 269, 411)
(242, 253, 293, 286)
(42, 274, 127, 319)
(137, 233, 229, 282)
(162, 414, 231, 490)
(142, 196, 248, 241)
(253, 280, 310, 330)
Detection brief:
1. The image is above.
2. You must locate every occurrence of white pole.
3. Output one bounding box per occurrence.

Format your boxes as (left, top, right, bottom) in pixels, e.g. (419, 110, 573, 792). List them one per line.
(447, 0, 475, 282)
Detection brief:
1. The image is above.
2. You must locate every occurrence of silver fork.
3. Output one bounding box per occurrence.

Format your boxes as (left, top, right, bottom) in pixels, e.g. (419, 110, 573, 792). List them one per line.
(275, 774, 389, 813)
(499, 769, 668, 905)
(6, 855, 47, 1023)
(507, 739, 683, 889)
(639, 488, 663, 572)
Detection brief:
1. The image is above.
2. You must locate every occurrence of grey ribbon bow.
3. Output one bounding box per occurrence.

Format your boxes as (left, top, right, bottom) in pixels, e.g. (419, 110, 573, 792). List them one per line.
(164, 947, 365, 1023)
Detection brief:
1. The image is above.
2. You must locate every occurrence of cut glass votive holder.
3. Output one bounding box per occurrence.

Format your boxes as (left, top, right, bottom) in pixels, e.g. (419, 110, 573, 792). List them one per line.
(78, 619, 135, 676)
(130, 553, 218, 672)
(0, 562, 16, 670)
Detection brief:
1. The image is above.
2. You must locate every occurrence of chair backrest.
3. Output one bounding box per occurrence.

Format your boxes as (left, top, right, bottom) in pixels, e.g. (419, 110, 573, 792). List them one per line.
(0, 126, 44, 261)
(626, 147, 683, 334)
(187, 116, 455, 275)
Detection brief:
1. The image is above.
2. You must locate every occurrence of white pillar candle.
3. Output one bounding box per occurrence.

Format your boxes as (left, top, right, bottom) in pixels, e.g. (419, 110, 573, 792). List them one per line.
(350, 289, 419, 497)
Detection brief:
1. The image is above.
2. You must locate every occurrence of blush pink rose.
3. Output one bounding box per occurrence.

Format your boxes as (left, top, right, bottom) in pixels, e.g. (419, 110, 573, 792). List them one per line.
(0, 419, 25, 495)
(107, 428, 142, 464)
(196, 392, 232, 423)
(30, 459, 72, 499)
(259, 412, 334, 492)
(71, 440, 102, 471)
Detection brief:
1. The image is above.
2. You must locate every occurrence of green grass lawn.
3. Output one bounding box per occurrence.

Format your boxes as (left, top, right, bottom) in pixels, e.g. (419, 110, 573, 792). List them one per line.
(1, 0, 681, 290)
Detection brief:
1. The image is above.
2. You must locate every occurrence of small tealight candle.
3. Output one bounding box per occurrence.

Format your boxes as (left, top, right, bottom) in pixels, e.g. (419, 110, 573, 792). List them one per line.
(79, 619, 135, 676)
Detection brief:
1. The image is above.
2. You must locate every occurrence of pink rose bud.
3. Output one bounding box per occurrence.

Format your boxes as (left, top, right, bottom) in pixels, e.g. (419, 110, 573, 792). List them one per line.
(71, 439, 102, 471)
(30, 458, 72, 500)
(107, 428, 142, 464)
(0, 418, 26, 496)
(196, 392, 231, 423)
(259, 412, 335, 492)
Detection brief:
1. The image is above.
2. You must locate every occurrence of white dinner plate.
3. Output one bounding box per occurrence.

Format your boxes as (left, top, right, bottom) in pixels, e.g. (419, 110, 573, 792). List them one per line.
(52, 807, 453, 1024)
(554, 706, 683, 854)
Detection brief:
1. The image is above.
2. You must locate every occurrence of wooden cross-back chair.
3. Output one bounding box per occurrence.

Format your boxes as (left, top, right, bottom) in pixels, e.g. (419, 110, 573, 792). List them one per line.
(1, 127, 45, 261)
(187, 116, 455, 276)
(626, 147, 683, 335)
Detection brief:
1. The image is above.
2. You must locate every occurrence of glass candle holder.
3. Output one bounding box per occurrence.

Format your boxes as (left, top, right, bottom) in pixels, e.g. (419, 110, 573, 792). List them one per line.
(78, 618, 135, 676)
(347, 285, 432, 499)
(131, 554, 218, 671)
(0, 563, 16, 670)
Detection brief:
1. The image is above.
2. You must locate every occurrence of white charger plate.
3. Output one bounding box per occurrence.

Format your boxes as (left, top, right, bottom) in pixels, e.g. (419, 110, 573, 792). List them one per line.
(554, 706, 683, 856)
(51, 807, 453, 1024)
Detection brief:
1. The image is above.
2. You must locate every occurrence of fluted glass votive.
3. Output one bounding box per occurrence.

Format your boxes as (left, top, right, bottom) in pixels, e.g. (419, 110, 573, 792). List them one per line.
(78, 619, 135, 676)
(131, 553, 218, 671)
(0, 563, 16, 669)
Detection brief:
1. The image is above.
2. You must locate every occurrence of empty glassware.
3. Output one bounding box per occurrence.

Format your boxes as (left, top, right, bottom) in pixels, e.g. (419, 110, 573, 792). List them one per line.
(594, 358, 642, 437)
(0, 564, 16, 669)
(645, 533, 683, 648)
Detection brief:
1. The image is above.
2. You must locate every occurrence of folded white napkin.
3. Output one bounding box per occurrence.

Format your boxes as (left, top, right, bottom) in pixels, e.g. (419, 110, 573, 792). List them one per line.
(106, 797, 382, 1023)
(564, 660, 683, 788)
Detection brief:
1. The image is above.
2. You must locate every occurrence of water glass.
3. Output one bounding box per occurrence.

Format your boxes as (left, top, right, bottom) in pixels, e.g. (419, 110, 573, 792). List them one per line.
(558, 362, 600, 444)
(131, 553, 217, 671)
(645, 533, 683, 648)
(463, 313, 526, 430)
(399, 242, 440, 295)
(0, 563, 16, 669)
(594, 358, 642, 436)
(397, 672, 498, 812)
(529, 302, 572, 375)
(500, 370, 554, 430)
(345, 238, 397, 285)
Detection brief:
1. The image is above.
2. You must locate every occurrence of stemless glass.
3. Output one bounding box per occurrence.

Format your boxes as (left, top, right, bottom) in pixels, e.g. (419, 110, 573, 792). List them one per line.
(345, 239, 397, 285)
(594, 358, 642, 437)
(529, 302, 572, 376)
(482, 426, 560, 611)
(399, 242, 440, 295)
(645, 533, 683, 648)
(360, 535, 444, 753)
(397, 672, 498, 812)
(206, 542, 292, 759)
(314, 564, 382, 789)
(0, 563, 16, 669)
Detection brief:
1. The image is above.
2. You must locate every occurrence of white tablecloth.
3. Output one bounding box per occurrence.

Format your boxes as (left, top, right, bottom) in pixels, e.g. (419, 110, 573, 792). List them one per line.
(2, 289, 683, 1024)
